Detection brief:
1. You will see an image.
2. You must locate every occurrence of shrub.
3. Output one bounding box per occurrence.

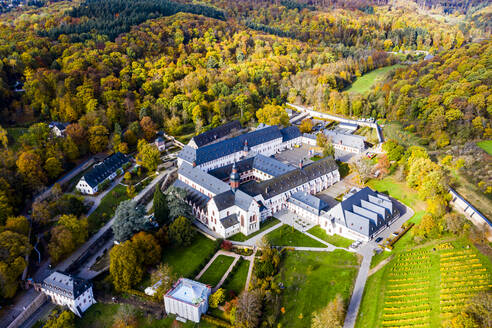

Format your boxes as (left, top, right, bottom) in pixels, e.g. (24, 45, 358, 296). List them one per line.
(209, 288, 226, 308)
(221, 240, 233, 251)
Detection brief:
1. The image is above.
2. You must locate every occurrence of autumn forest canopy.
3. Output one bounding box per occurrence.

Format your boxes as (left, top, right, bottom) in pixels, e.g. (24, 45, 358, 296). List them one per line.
(0, 0, 490, 302)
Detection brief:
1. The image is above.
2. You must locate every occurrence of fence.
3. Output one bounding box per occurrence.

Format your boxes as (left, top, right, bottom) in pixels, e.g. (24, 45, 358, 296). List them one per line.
(6, 294, 46, 328)
(449, 188, 492, 241)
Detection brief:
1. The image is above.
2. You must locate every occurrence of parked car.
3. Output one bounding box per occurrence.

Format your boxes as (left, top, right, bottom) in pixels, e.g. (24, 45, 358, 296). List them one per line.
(367, 152, 376, 159)
(392, 232, 399, 237)
(375, 237, 383, 243)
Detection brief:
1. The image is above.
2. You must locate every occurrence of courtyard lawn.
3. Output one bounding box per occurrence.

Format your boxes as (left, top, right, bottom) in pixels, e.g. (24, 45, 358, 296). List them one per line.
(277, 250, 360, 328)
(198, 255, 235, 287)
(76, 303, 217, 328)
(222, 258, 250, 295)
(355, 238, 492, 328)
(87, 184, 129, 234)
(266, 225, 326, 248)
(477, 140, 492, 155)
(307, 226, 353, 248)
(228, 217, 280, 242)
(346, 65, 404, 94)
(162, 233, 218, 279)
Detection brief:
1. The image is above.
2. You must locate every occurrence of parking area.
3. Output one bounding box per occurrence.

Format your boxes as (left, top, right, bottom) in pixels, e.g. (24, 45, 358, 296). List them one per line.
(275, 143, 313, 166)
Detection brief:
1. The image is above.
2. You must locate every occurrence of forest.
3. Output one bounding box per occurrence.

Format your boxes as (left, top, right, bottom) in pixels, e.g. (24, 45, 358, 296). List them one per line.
(0, 0, 490, 302)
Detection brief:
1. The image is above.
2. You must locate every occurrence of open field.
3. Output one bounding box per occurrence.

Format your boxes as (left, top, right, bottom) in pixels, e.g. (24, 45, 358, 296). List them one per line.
(277, 250, 360, 328)
(477, 140, 492, 155)
(266, 225, 326, 247)
(198, 254, 235, 287)
(354, 126, 379, 145)
(307, 226, 353, 248)
(228, 217, 280, 242)
(382, 121, 421, 147)
(162, 233, 218, 279)
(346, 65, 404, 94)
(356, 239, 492, 328)
(222, 258, 249, 295)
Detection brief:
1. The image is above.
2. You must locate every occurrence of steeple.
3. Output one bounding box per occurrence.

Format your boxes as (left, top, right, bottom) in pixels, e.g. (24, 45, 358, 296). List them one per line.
(229, 161, 240, 191)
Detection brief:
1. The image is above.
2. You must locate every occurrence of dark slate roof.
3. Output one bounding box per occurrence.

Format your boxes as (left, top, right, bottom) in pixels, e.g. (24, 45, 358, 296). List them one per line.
(208, 157, 255, 180)
(280, 126, 301, 142)
(178, 163, 230, 195)
(190, 120, 242, 148)
(173, 180, 210, 210)
(289, 191, 329, 216)
(328, 187, 394, 237)
(212, 189, 254, 212)
(240, 157, 338, 200)
(208, 154, 295, 181)
(82, 152, 129, 188)
(220, 214, 239, 229)
(42, 271, 91, 300)
(178, 126, 283, 165)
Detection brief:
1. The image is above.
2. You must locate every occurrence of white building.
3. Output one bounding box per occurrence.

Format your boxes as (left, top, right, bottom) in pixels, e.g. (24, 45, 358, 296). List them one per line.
(49, 122, 68, 137)
(164, 278, 211, 323)
(76, 152, 129, 195)
(320, 187, 398, 241)
(154, 137, 166, 152)
(41, 271, 96, 317)
(174, 125, 339, 238)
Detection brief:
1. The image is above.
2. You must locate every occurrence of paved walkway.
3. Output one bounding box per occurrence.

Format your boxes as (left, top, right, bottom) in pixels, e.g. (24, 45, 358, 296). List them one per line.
(229, 222, 283, 247)
(343, 202, 415, 328)
(214, 256, 240, 292)
(244, 248, 257, 291)
(195, 250, 239, 281)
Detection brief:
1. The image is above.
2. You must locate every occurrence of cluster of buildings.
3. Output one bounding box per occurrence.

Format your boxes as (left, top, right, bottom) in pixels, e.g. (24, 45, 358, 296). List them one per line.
(175, 121, 395, 241)
(76, 152, 130, 195)
(302, 122, 366, 154)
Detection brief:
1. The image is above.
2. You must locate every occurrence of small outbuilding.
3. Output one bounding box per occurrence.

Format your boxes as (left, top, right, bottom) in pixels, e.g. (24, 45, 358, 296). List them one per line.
(164, 278, 211, 323)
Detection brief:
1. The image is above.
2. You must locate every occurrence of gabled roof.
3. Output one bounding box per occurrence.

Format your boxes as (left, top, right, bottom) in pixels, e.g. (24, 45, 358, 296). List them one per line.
(190, 120, 242, 148)
(173, 180, 210, 210)
(42, 271, 92, 300)
(240, 157, 338, 200)
(178, 162, 230, 196)
(220, 214, 239, 229)
(178, 126, 283, 165)
(327, 187, 394, 237)
(81, 152, 129, 188)
(213, 189, 255, 212)
(280, 126, 302, 142)
(252, 154, 295, 177)
(323, 130, 365, 150)
(289, 191, 329, 216)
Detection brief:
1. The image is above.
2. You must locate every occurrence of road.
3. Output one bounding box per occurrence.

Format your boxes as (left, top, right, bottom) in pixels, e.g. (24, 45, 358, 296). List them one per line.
(343, 200, 415, 328)
(0, 168, 174, 328)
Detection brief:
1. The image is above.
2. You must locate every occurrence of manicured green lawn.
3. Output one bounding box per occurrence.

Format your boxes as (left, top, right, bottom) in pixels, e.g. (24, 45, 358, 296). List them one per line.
(198, 255, 235, 287)
(266, 225, 326, 248)
(310, 155, 322, 161)
(307, 226, 353, 248)
(477, 140, 492, 155)
(367, 175, 426, 212)
(228, 217, 280, 242)
(162, 233, 218, 279)
(222, 258, 250, 295)
(277, 250, 360, 328)
(87, 184, 129, 234)
(76, 303, 217, 328)
(346, 64, 404, 94)
(356, 238, 492, 328)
